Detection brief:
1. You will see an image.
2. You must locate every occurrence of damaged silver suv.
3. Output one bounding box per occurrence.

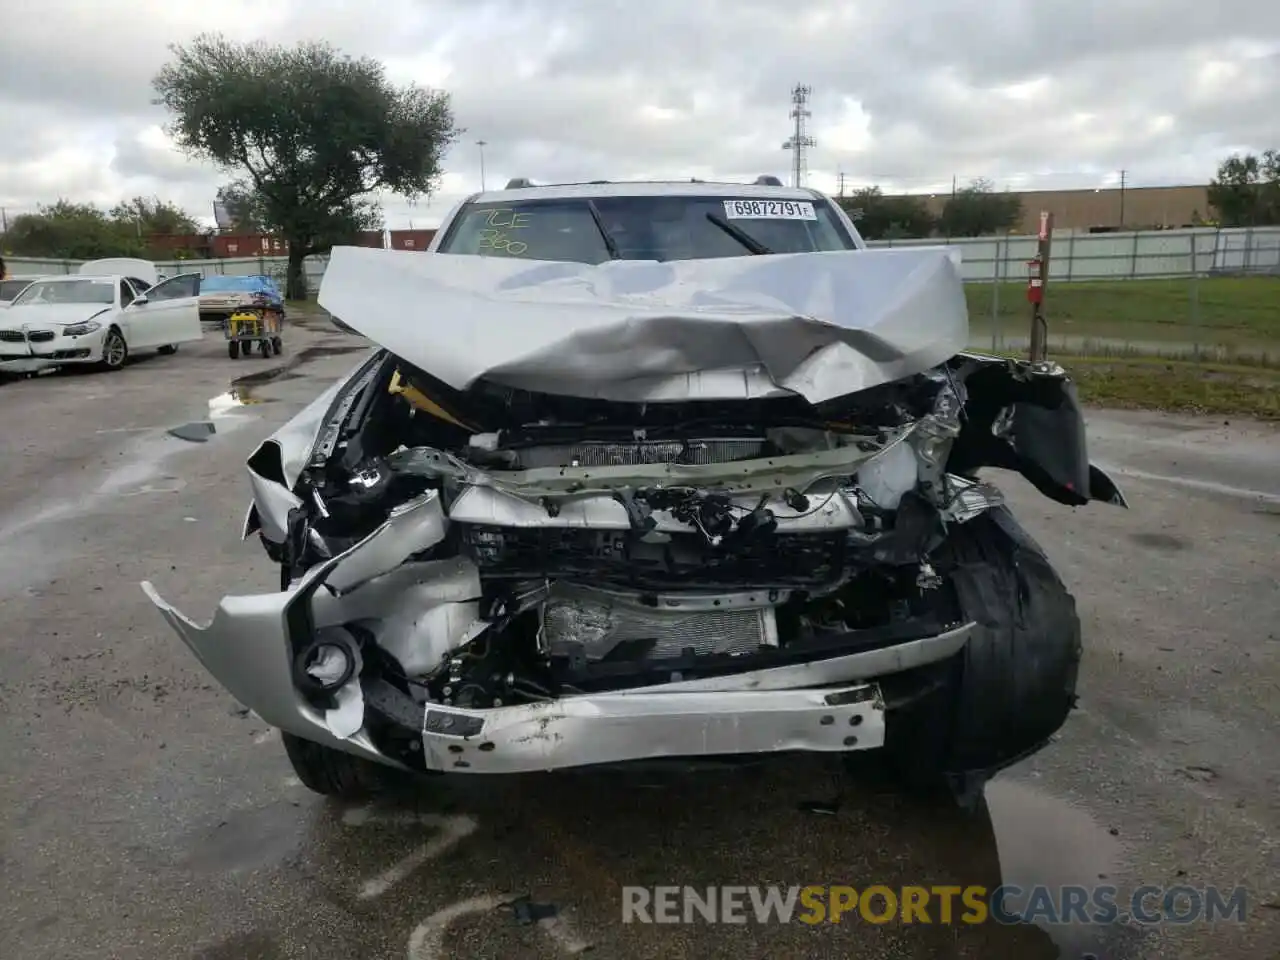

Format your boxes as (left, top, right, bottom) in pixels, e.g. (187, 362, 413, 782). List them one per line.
(143, 178, 1127, 802)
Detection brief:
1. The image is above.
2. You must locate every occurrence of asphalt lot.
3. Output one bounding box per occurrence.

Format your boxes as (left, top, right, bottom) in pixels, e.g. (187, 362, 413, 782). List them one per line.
(0, 316, 1276, 960)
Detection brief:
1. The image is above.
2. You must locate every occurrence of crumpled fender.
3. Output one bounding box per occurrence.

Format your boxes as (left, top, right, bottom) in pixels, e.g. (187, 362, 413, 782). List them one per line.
(948, 355, 1129, 508)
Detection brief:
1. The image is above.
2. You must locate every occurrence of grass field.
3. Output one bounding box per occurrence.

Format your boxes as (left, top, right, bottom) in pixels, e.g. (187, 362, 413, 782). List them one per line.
(965, 275, 1280, 363)
(1061, 357, 1280, 420)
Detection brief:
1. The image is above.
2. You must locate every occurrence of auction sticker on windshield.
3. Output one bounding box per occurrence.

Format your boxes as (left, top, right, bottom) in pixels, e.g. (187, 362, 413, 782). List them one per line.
(723, 200, 817, 220)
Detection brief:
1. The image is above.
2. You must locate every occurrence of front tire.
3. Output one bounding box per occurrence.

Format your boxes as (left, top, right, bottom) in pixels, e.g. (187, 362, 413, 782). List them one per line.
(99, 327, 128, 371)
(228, 341, 240, 359)
(876, 508, 1082, 791)
(282, 732, 403, 799)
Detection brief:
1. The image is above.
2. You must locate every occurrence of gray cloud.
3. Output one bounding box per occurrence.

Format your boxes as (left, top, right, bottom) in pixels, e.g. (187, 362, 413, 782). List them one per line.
(1, 0, 1277, 227)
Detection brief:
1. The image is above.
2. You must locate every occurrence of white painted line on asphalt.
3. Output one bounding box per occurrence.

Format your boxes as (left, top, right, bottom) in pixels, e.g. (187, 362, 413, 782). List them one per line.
(538, 913, 593, 954)
(1099, 463, 1280, 504)
(341, 805, 592, 956)
(406, 894, 514, 960)
(341, 807, 479, 900)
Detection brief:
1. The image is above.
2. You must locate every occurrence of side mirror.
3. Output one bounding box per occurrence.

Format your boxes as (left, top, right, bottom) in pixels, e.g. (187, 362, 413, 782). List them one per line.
(132, 295, 149, 306)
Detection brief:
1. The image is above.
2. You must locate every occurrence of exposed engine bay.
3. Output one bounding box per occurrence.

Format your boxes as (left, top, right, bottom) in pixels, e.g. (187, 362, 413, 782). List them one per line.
(237, 347, 1124, 771)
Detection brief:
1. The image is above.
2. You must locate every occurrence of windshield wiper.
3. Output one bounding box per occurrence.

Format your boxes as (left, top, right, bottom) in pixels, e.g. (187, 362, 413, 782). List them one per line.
(705, 213, 774, 255)
(586, 200, 622, 259)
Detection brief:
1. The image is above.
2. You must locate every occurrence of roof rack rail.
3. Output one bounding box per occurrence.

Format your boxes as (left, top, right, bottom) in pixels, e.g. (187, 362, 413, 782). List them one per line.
(754, 175, 784, 186)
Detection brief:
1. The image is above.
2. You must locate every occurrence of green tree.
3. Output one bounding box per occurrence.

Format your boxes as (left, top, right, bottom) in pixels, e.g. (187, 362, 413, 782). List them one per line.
(107, 197, 199, 241)
(214, 180, 266, 233)
(939, 178, 1023, 237)
(837, 187, 935, 240)
(153, 35, 458, 298)
(2, 198, 202, 258)
(2, 201, 140, 259)
(1207, 151, 1280, 227)
(110, 196, 201, 237)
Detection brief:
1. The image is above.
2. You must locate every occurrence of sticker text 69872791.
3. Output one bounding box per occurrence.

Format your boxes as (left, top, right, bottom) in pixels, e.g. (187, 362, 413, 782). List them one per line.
(723, 200, 817, 220)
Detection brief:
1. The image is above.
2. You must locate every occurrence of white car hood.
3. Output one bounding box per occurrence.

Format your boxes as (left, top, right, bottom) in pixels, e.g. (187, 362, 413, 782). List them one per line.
(0, 304, 112, 328)
(317, 245, 970, 404)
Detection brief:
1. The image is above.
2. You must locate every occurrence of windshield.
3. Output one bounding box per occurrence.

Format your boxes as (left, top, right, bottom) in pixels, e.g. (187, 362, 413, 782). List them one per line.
(201, 276, 271, 293)
(437, 195, 856, 263)
(0, 280, 33, 301)
(11, 278, 116, 306)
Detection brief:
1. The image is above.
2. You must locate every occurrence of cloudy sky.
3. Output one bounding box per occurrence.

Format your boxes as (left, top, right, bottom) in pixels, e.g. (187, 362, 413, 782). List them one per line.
(2, 0, 1277, 230)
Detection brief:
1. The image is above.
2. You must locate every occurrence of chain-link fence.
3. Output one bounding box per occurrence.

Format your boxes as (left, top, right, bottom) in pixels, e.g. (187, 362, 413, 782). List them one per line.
(876, 228, 1280, 365)
(7, 227, 1279, 365)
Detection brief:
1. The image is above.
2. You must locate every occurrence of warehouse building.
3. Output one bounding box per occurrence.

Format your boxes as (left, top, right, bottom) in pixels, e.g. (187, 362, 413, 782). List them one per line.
(892, 184, 1212, 234)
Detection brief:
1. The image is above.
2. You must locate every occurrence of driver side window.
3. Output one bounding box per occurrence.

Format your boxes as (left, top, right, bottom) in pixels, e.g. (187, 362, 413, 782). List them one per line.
(145, 274, 202, 301)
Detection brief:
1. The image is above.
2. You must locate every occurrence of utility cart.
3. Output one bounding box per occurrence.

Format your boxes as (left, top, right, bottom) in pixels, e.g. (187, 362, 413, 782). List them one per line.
(226, 308, 284, 359)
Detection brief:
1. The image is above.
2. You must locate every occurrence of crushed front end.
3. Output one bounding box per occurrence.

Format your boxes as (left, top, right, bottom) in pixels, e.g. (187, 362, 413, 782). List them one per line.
(145, 347, 1123, 778)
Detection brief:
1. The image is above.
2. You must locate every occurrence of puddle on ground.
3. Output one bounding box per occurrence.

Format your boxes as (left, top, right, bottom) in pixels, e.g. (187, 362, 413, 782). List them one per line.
(228, 342, 369, 391)
(180, 800, 308, 875)
(209, 389, 273, 420)
(192, 930, 284, 960)
(986, 778, 1132, 958)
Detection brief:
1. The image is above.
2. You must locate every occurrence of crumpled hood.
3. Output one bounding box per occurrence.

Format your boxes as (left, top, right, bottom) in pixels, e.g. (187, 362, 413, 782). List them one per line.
(0, 304, 112, 329)
(317, 245, 970, 404)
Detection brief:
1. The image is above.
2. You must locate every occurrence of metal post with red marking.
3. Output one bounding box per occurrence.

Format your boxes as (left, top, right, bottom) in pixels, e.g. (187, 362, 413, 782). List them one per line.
(1027, 211, 1053, 362)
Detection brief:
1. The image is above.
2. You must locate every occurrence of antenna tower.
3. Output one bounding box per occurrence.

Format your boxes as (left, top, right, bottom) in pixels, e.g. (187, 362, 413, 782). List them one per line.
(781, 84, 816, 187)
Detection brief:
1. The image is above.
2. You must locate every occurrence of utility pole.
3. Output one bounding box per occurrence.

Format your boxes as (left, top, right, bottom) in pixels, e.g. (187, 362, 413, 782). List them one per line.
(837, 171, 847, 197)
(781, 84, 816, 188)
(1118, 169, 1127, 227)
(476, 140, 488, 192)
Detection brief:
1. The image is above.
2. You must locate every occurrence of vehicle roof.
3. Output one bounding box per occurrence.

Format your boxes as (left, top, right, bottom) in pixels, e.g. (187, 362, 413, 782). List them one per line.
(37, 273, 123, 282)
(468, 180, 826, 203)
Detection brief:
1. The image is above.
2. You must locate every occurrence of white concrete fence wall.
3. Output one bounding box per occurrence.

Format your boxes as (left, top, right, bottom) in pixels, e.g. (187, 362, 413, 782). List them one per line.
(7, 226, 1279, 292)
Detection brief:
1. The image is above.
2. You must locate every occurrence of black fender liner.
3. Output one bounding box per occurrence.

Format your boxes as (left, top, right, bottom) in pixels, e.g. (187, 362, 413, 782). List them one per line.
(948, 355, 1128, 507)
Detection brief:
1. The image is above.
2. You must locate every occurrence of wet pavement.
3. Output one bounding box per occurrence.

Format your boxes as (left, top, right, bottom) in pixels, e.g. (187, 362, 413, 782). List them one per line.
(0, 318, 1277, 960)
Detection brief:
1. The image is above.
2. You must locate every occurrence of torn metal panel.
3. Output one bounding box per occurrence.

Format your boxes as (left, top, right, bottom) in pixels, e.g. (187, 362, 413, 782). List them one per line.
(246, 471, 303, 543)
(322, 490, 449, 594)
(421, 683, 886, 773)
(317, 245, 969, 404)
(139, 574, 404, 769)
(312, 557, 485, 676)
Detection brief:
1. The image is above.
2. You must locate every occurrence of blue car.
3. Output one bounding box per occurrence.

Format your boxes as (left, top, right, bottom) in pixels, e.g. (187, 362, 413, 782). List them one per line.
(198, 274, 286, 327)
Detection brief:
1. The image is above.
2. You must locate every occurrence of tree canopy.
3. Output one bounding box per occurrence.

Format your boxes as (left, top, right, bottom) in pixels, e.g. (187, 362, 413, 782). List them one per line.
(939, 178, 1023, 237)
(214, 181, 267, 233)
(0, 198, 200, 260)
(153, 34, 458, 297)
(837, 187, 936, 240)
(1207, 150, 1279, 227)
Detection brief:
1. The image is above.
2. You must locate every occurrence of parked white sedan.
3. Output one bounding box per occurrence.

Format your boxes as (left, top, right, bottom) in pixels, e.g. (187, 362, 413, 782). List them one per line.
(0, 273, 204, 374)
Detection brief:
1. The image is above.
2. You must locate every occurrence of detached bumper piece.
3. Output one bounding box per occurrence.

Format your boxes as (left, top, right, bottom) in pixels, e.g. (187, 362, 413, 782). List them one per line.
(420, 684, 885, 774)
